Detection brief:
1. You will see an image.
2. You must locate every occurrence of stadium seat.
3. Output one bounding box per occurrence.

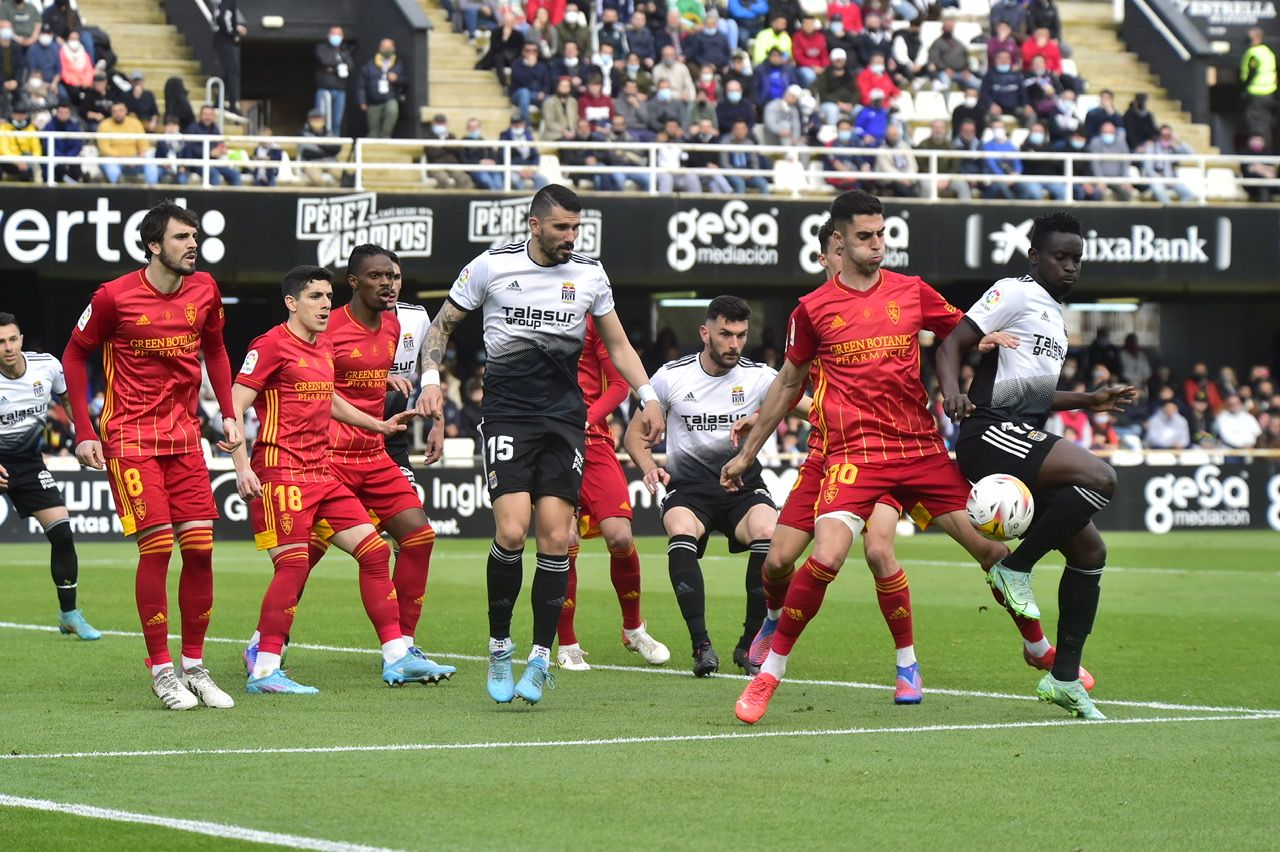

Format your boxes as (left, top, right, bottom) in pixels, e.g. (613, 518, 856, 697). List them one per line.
(1010, 127, 1029, 148)
(275, 151, 302, 185)
(1206, 167, 1245, 200)
(537, 153, 569, 187)
(895, 91, 916, 121)
(954, 22, 983, 45)
(1076, 93, 1100, 120)
(1061, 58, 1079, 79)
(772, 157, 809, 196)
(816, 124, 838, 144)
(1177, 165, 1206, 198)
(799, 0, 827, 17)
(946, 91, 966, 112)
(914, 90, 948, 121)
(807, 161, 837, 194)
(921, 21, 943, 47)
(912, 125, 933, 145)
(442, 437, 476, 466)
(958, 0, 990, 16)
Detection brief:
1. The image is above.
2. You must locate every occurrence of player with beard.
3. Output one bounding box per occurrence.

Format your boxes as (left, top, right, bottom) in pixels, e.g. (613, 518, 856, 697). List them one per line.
(937, 212, 1134, 720)
(62, 201, 242, 710)
(624, 296, 778, 677)
(418, 185, 664, 706)
(242, 245, 455, 684)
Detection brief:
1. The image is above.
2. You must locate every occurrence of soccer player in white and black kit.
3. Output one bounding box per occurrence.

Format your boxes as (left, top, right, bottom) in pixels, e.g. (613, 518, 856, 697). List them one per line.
(382, 253, 440, 479)
(937, 213, 1135, 720)
(417, 185, 664, 706)
(0, 313, 100, 640)
(624, 296, 778, 677)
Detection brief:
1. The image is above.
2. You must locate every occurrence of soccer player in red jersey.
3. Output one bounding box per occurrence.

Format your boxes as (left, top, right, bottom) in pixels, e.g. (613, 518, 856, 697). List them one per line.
(555, 315, 670, 670)
(231, 265, 435, 694)
(243, 246, 455, 683)
(724, 190, 1025, 724)
(62, 201, 241, 711)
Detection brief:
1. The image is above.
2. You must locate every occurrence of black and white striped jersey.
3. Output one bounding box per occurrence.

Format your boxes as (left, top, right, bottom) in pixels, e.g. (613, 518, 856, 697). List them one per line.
(651, 353, 776, 488)
(448, 240, 616, 425)
(0, 353, 66, 459)
(963, 275, 1067, 429)
(392, 301, 431, 383)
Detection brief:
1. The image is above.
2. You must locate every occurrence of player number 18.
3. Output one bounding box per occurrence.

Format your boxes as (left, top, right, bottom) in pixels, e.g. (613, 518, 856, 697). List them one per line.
(274, 484, 304, 513)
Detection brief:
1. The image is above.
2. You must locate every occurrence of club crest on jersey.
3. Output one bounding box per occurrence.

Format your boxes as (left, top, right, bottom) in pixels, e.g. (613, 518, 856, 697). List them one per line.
(886, 301, 900, 325)
(862, 309, 872, 320)
(31, 380, 45, 397)
(402, 333, 414, 351)
(280, 514, 294, 535)
(561, 282, 576, 303)
(824, 480, 839, 504)
(1027, 430, 1048, 442)
(164, 310, 173, 321)
(185, 302, 197, 326)
(133, 497, 147, 521)
(731, 385, 745, 405)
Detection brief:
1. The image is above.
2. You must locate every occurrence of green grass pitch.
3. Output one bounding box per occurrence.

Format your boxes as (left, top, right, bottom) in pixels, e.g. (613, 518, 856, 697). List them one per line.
(1, 531, 1278, 849)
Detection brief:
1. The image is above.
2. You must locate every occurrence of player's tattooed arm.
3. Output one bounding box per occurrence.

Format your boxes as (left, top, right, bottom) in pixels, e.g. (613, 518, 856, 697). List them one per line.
(722, 358, 808, 491)
(416, 301, 469, 419)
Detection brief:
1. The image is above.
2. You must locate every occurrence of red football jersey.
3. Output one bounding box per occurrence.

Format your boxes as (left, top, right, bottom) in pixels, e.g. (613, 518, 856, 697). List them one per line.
(578, 316, 628, 447)
(237, 323, 336, 483)
(786, 270, 963, 464)
(325, 305, 400, 464)
(70, 270, 226, 458)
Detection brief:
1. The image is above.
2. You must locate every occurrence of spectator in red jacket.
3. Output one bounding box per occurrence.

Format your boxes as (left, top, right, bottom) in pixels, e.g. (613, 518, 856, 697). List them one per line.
(577, 74, 615, 124)
(1021, 27, 1062, 74)
(525, 0, 566, 26)
(855, 50, 898, 105)
(791, 15, 830, 88)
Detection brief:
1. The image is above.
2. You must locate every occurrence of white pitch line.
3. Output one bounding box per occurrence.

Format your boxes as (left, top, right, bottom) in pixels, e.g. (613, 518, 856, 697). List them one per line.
(1, 714, 1277, 763)
(698, 556, 1280, 578)
(0, 793, 405, 852)
(3, 620, 1277, 717)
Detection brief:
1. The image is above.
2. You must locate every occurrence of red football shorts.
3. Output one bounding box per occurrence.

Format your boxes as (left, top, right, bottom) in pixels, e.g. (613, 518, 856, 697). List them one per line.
(578, 440, 633, 539)
(329, 454, 423, 526)
(250, 477, 371, 550)
(106, 452, 216, 536)
(777, 450, 903, 535)
(817, 452, 968, 531)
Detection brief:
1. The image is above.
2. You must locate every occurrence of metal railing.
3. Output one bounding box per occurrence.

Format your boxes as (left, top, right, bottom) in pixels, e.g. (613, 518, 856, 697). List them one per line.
(3, 130, 1279, 201)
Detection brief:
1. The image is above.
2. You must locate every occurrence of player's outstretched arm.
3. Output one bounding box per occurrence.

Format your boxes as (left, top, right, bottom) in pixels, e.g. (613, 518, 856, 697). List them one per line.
(1053, 384, 1138, 413)
(722, 357, 808, 491)
(416, 301, 469, 420)
(594, 310, 665, 446)
(230, 383, 261, 499)
(623, 408, 670, 494)
(937, 318, 984, 424)
(333, 393, 415, 436)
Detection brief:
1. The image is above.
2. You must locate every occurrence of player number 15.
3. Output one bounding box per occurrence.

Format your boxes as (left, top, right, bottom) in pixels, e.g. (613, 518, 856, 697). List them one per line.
(486, 435, 514, 463)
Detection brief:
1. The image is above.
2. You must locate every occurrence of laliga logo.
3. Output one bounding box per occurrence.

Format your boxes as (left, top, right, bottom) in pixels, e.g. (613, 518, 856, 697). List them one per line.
(1144, 464, 1250, 534)
(296, 192, 434, 268)
(0, 196, 225, 265)
(799, 212, 910, 275)
(667, 200, 779, 272)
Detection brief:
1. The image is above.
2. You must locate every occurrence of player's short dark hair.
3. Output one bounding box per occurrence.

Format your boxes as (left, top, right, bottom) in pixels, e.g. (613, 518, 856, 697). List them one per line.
(1029, 212, 1083, 252)
(706, 295, 751, 324)
(138, 201, 199, 259)
(385, 249, 401, 267)
(346, 244, 394, 280)
(817, 217, 836, 254)
(829, 190, 882, 227)
(529, 184, 582, 219)
(282, 265, 333, 300)
(0, 311, 17, 329)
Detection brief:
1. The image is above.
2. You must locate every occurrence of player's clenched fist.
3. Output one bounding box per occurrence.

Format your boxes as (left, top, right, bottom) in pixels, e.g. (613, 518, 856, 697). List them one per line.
(415, 383, 444, 420)
(75, 439, 106, 470)
(720, 454, 750, 492)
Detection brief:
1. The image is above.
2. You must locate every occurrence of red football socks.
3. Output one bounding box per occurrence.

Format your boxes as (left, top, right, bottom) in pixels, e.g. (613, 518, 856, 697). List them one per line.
(394, 525, 435, 639)
(353, 532, 401, 645)
(763, 563, 796, 612)
(557, 545, 581, 645)
(176, 527, 215, 661)
(772, 557, 840, 657)
(257, 547, 311, 655)
(874, 569, 914, 650)
(608, 542, 643, 630)
(135, 528, 175, 665)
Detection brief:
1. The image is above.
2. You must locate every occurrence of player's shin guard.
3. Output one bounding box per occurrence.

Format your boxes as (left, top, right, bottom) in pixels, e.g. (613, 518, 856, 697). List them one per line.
(772, 557, 841, 657)
(1004, 487, 1111, 573)
(353, 532, 401, 644)
(45, 518, 79, 613)
(135, 528, 175, 665)
(608, 542, 644, 630)
(557, 545, 580, 646)
(487, 542, 524, 641)
(763, 559, 796, 612)
(176, 527, 215, 661)
(257, 547, 311, 655)
(667, 535, 708, 646)
(874, 569, 914, 650)
(393, 525, 435, 639)
(532, 553, 570, 649)
(738, 540, 770, 651)
(1051, 563, 1102, 682)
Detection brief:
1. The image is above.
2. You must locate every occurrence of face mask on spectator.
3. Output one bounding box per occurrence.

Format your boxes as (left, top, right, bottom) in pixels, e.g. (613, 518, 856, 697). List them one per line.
(837, 129, 852, 142)
(869, 63, 884, 74)
(830, 22, 844, 34)
(39, 33, 53, 47)
(996, 63, 1011, 73)
(964, 96, 977, 108)
(432, 123, 448, 136)
(1029, 131, 1044, 145)
(466, 130, 482, 139)
(700, 72, 713, 83)
(992, 128, 1007, 141)
(1101, 132, 1116, 145)
(380, 48, 394, 59)
(565, 56, 579, 67)
(657, 88, 673, 101)
(727, 90, 742, 103)
(1070, 137, 1085, 149)
(11, 115, 28, 128)
(0, 28, 13, 40)
(627, 62, 639, 73)
(328, 34, 342, 47)
(662, 56, 675, 67)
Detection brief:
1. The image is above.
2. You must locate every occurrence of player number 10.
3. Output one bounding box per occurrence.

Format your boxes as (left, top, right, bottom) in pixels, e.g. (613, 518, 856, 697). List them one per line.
(486, 435, 514, 463)
(825, 463, 859, 486)
(274, 484, 304, 513)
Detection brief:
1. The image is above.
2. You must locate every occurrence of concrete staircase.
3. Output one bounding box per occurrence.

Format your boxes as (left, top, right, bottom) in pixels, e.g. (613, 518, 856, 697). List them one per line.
(1059, 1, 1214, 152)
(80, 0, 207, 117)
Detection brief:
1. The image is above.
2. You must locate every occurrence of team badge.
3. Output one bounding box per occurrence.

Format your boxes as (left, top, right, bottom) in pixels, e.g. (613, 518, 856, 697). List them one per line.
(1027, 430, 1047, 442)
(164, 310, 172, 321)
(561, 282, 576, 303)
(487, 470, 498, 490)
(133, 497, 147, 521)
(240, 349, 259, 375)
(402, 333, 414, 351)
(886, 301, 900, 324)
(731, 385, 745, 405)
(31, 380, 44, 397)
(185, 302, 197, 326)
(862, 309, 872, 320)
(824, 480, 839, 505)
(280, 514, 294, 535)
(370, 342, 379, 357)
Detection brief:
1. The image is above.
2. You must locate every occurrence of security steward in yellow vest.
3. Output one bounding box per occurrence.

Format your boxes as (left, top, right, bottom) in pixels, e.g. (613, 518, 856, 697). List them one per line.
(1241, 26, 1277, 145)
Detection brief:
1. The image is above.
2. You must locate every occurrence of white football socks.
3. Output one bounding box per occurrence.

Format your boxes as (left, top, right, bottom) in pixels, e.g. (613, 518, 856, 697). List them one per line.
(761, 650, 788, 679)
(895, 646, 917, 668)
(181, 655, 203, 671)
(253, 652, 282, 679)
(529, 644, 551, 663)
(1025, 637, 1052, 658)
(381, 639, 409, 664)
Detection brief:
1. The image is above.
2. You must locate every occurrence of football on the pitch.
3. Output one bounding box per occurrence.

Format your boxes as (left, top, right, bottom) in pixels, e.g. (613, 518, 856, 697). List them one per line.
(966, 474, 1035, 541)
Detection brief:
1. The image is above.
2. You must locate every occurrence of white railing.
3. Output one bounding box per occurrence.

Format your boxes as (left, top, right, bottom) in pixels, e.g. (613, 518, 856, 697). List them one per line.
(3, 130, 1279, 202)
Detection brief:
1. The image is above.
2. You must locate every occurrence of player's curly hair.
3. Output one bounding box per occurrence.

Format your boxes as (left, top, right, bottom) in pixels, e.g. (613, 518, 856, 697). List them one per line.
(346, 244, 395, 280)
(1029, 212, 1082, 251)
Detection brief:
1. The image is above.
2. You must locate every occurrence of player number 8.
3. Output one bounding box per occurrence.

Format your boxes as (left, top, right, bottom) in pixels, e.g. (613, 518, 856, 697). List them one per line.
(123, 467, 144, 497)
(486, 435, 514, 463)
(274, 484, 304, 513)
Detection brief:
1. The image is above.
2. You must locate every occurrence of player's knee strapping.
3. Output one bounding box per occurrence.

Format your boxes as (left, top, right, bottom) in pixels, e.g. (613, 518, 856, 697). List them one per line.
(45, 517, 78, 589)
